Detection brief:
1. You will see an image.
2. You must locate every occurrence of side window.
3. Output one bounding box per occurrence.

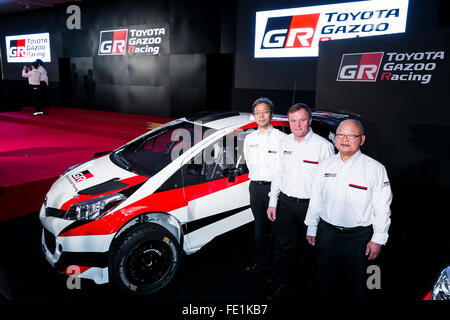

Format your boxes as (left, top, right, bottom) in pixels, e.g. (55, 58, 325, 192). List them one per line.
(182, 129, 251, 185)
(203, 129, 249, 181)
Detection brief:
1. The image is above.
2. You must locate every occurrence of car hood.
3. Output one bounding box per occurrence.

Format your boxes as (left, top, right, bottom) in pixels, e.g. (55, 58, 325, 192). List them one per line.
(45, 154, 146, 212)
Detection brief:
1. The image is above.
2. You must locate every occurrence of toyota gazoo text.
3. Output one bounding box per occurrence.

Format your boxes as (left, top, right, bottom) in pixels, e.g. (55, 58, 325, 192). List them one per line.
(40, 110, 356, 295)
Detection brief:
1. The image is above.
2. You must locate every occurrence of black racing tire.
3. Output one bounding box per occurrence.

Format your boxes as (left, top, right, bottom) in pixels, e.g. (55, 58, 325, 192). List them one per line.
(108, 223, 181, 295)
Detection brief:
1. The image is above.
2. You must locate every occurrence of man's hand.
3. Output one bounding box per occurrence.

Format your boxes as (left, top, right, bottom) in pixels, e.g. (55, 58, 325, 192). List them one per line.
(306, 236, 316, 246)
(365, 241, 382, 260)
(267, 206, 276, 221)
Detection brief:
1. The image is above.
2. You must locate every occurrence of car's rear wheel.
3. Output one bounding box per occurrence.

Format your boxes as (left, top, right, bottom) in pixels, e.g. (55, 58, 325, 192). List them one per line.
(108, 223, 181, 295)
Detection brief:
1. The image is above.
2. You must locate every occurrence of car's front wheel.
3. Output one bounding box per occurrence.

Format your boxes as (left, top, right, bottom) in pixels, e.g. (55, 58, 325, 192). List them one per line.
(108, 223, 181, 295)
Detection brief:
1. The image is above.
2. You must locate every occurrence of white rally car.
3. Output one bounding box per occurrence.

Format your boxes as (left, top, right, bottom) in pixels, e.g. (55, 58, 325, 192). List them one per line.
(40, 110, 355, 295)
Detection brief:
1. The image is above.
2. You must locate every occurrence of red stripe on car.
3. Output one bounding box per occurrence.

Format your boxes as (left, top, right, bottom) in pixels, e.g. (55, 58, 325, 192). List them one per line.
(59, 174, 250, 237)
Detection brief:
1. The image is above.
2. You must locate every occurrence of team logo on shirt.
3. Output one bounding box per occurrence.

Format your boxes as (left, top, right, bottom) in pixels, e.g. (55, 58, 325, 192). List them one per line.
(324, 173, 337, 178)
(303, 160, 318, 164)
(283, 150, 292, 155)
(349, 183, 368, 190)
(72, 170, 94, 183)
(383, 181, 390, 187)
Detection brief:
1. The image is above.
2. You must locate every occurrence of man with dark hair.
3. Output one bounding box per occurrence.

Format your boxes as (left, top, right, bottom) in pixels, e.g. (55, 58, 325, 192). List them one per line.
(251, 97, 274, 114)
(243, 97, 285, 273)
(304, 119, 392, 301)
(267, 103, 334, 299)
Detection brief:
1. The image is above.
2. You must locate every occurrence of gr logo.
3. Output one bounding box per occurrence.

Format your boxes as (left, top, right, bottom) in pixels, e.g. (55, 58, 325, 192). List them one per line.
(9, 39, 26, 57)
(337, 52, 384, 82)
(98, 29, 128, 55)
(261, 13, 320, 49)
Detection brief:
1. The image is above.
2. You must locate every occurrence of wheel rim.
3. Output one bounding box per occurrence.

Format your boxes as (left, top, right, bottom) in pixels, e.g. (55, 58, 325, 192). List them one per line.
(125, 240, 172, 286)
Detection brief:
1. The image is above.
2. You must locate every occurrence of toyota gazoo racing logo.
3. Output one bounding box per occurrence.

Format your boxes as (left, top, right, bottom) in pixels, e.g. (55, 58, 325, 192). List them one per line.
(337, 51, 446, 85)
(6, 32, 51, 62)
(337, 52, 384, 82)
(9, 39, 26, 58)
(254, 0, 409, 58)
(98, 29, 128, 55)
(259, 13, 321, 51)
(98, 26, 167, 56)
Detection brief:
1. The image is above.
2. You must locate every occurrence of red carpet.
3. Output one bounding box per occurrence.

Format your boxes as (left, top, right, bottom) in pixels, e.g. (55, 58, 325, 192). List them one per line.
(0, 106, 173, 222)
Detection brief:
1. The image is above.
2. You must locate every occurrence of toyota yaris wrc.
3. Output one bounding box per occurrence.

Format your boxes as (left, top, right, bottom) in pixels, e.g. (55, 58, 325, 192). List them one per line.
(40, 109, 356, 295)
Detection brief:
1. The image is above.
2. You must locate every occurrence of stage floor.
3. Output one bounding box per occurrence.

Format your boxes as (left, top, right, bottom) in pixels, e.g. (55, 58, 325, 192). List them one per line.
(0, 106, 172, 221)
(0, 212, 434, 303)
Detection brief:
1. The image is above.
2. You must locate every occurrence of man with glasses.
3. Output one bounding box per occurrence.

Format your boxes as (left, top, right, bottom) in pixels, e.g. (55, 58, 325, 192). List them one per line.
(304, 119, 392, 301)
(243, 97, 286, 273)
(266, 103, 334, 299)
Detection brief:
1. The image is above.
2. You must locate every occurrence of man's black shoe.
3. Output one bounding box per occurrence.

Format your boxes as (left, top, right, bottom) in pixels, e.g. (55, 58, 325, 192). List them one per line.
(267, 283, 294, 300)
(244, 264, 270, 273)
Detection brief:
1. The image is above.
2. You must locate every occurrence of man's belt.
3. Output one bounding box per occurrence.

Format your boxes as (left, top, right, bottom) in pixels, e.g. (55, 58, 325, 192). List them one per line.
(280, 192, 309, 202)
(320, 218, 371, 233)
(251, 180, 271, 185)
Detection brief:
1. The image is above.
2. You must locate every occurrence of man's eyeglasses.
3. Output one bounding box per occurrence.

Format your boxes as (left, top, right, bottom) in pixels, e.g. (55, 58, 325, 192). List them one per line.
(335, 133, 362, 140)
(254, 110, 271, 116)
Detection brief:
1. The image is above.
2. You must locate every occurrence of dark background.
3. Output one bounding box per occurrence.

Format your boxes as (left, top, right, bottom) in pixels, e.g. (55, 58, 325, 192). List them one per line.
(1, 0, 449, 116)
(0, 0, 449, 301)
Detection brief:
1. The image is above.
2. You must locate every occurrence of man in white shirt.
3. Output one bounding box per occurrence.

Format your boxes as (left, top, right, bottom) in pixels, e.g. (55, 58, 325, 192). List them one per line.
(36, 59, 49, 86)
(22, 62, 43, 115)
(266, 103, 334, 299)
(36, 59, 49, 111)
(304, 119, 392, 301)
(243, 97, 286, 273)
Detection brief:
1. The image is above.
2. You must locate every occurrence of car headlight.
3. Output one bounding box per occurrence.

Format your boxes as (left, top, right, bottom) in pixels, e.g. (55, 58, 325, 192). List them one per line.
(64, 193, 127, 221)
(430, 266, 450, 300)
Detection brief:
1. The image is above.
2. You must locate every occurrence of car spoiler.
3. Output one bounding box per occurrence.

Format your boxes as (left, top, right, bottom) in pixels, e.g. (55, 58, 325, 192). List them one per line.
(312, 108, 361, 121)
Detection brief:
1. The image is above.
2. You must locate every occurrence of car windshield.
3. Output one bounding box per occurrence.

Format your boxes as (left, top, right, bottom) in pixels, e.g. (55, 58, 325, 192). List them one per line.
(111, 120, 216, 177)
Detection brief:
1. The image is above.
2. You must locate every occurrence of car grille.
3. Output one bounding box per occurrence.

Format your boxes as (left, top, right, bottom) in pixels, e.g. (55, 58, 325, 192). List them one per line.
(46, 207, 66, 218)
(43, 228, 56, 255)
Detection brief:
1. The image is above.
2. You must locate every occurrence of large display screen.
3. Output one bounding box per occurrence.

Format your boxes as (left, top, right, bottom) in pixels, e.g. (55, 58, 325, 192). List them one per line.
(254, 0, 409, 58)
(5, 32, 51, 63)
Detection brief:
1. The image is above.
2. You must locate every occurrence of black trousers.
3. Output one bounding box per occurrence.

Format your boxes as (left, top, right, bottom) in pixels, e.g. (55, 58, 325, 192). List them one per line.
(249, 181, 274, 266)
(272, 192, 310, 285)
(312, 219, 373, 301)
(31, 85, 42, 112)
(40, 81, 48, 108)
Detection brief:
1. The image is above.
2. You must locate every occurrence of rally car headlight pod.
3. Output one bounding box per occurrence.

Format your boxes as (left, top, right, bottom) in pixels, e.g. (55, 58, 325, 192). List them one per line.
(64, 193, 127, 220)
(430, 266, 450, 300)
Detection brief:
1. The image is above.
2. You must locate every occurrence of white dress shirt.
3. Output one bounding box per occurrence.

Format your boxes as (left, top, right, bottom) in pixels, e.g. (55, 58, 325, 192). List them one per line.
(304, 150, 392, 245)
(243, 126, 286, 182)
(37, 66, 49, 85)
(22, 69, 41, 85)
(269, 129, 335, 207)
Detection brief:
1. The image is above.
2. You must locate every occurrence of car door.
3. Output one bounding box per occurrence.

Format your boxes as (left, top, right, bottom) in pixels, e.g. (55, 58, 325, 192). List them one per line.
(181, 128, 253, 252)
